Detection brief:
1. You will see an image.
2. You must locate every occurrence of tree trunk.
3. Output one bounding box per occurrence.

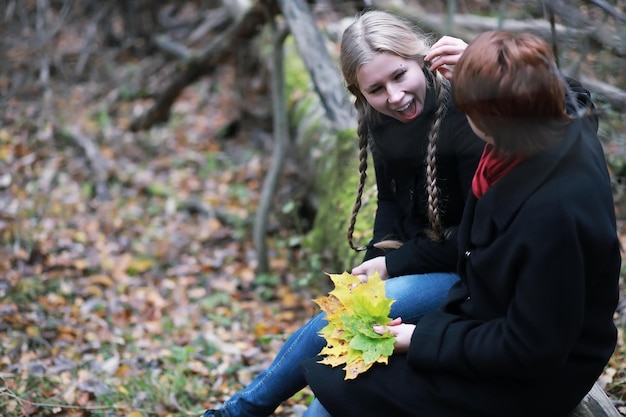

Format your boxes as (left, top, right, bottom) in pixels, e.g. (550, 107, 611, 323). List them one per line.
(275, 0, 355, 132)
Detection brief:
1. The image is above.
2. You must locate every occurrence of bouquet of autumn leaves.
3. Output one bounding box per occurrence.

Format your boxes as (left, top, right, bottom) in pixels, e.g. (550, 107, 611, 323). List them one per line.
(314, 271, 396, 380)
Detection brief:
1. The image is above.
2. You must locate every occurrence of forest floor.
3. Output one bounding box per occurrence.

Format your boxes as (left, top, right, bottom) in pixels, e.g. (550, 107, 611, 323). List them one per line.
(1, 61, 625, 417)
(0, 54, 336, 415)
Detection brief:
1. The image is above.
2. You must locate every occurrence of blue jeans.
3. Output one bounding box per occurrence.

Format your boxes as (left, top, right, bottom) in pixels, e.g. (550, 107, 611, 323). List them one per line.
(302, 399, 331, 417)
(217, 272, 459, 417)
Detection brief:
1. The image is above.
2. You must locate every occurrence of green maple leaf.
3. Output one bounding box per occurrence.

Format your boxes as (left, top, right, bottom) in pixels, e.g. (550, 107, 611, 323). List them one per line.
(315, 271, 396, 379)
(349, 333, 395, 364)
(340, 313, 377, 339)
(352, 293, 393, 325)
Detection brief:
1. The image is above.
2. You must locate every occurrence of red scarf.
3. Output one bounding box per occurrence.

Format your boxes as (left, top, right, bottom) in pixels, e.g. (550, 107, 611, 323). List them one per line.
(472, 144, 525, 198)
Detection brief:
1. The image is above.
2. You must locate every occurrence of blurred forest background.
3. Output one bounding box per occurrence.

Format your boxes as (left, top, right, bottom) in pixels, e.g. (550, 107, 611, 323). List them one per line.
(1, 0, 625, 416)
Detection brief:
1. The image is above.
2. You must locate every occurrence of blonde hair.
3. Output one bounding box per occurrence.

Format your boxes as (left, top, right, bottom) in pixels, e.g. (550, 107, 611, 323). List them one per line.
(341, 10, 450, 251)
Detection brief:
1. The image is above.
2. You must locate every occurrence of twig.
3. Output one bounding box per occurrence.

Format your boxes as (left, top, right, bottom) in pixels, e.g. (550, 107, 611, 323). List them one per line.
(54, 126, 111, 201)
(130, 1, 269, 131)
(583, 0, 626, 23)
(253, 10, 290, 273)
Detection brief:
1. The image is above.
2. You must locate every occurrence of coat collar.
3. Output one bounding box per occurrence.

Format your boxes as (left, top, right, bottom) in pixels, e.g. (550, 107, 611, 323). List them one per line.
(467, 118, 582, 245)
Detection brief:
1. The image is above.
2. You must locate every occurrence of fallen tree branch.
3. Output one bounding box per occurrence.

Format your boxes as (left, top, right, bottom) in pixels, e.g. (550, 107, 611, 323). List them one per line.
(576, 74, 626, 112)
(583, 0, 626, 23)
(130, 1, 270, 131)
(152, 34, 193, 60)
(54, 126, 110, 201)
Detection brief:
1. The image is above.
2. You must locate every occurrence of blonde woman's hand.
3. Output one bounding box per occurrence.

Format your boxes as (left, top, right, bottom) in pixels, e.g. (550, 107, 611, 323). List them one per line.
(351, 256, 389, 282)
(373, 317, 415, 353)
(425, 36, 468, 80)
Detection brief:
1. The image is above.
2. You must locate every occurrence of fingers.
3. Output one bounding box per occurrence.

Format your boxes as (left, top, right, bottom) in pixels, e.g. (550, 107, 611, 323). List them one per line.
(389, 317, 403, 326)
(351, 256, 389, 281)
(373, 317, 403, 335)
(351, 267, 367, 283)
(373, 324, 397, 336)
(393, 324, 416, 352)
(425, 36, 468, 79)
(429, 54, 461, 69)
(425, 36, 468, 61)
(435, 66, 455, 80)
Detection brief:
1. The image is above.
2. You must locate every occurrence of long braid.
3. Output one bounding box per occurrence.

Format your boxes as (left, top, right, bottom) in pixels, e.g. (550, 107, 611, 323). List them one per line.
(346, 111, 404, 252)
(424, 66, 450, 242)
(346, 97, 371, 252)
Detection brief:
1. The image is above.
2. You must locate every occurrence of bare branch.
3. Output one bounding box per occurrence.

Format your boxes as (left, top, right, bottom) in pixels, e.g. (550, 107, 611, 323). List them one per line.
(130, 1, 269, 131)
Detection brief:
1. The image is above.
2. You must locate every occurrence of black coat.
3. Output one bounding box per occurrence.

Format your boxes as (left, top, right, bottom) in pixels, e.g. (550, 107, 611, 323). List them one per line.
(303, 86, 621, 417)
(365, 72, 485, 276)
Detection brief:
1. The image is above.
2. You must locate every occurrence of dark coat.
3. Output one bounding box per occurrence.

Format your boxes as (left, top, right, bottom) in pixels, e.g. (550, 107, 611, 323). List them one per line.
(365, 71, 485, 277)
(303, 85, 621, 417)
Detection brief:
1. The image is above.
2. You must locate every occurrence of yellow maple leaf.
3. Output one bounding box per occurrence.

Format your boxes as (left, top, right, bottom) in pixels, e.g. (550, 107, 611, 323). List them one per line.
(318, 355, 343, 367)
(313, 294, 343, 319)
(343, 357, 374, 380)
(327, 271, 360, 311)
(376, 355, 389, 365)
(319, 339, 349, 359)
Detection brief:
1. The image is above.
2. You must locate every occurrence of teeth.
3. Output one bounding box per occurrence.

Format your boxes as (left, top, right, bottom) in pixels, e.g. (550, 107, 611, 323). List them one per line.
(397, 101, 411, 112)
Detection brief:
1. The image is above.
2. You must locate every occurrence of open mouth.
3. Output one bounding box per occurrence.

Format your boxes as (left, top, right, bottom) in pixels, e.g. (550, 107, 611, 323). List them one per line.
(395, 99, 418, 120)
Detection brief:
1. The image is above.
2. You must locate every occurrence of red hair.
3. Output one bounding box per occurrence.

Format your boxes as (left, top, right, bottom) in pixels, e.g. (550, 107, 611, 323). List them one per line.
(454, 31, 570, 156)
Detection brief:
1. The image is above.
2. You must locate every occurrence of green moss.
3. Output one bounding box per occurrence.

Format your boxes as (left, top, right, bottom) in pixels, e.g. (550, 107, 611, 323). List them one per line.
(303, 128, 377, 272)
(282, 37, 377, 273)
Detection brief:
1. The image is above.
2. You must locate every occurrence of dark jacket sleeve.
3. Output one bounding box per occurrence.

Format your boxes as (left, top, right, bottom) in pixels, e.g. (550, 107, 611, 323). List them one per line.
(363, 151, 405, 261)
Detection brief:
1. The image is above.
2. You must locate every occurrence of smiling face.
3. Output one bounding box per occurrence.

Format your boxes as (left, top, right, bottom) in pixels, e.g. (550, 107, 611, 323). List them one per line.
(356, 52, 427, 123)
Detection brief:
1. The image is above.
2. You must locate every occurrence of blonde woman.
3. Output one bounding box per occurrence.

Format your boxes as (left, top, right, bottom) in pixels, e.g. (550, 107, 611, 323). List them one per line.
(203, 10, 485, 417)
